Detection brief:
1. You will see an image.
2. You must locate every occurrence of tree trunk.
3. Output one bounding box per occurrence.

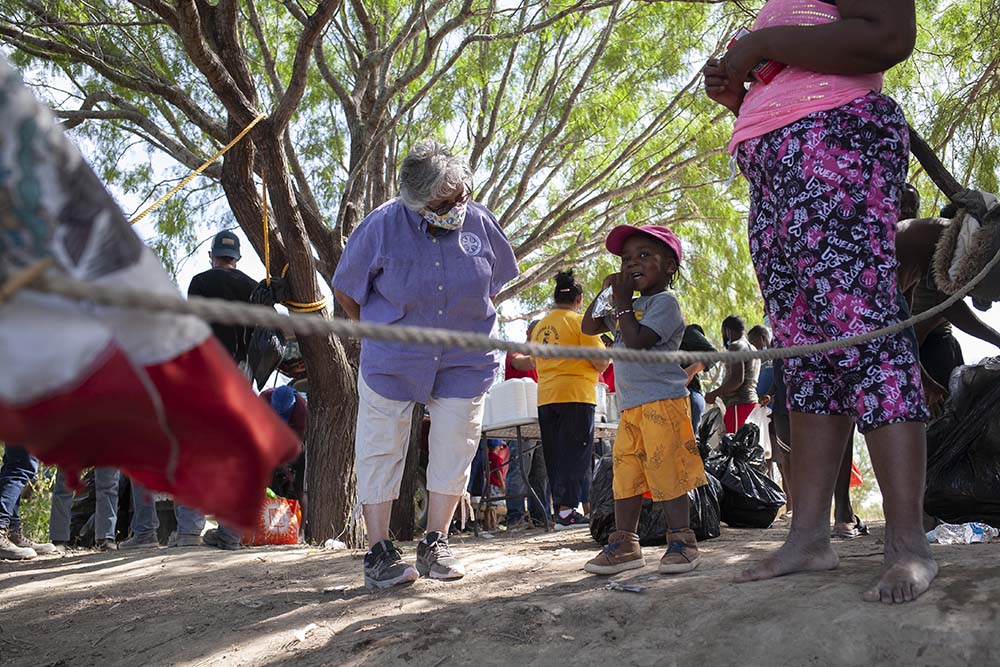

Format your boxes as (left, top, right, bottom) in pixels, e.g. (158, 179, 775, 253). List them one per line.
(302, 333, 362, 546)
(237, 125, 364, 547)
(390, 403, 425, 541)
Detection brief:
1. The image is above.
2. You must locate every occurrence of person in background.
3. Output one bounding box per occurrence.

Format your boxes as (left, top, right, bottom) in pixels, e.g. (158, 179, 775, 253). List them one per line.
(748, 325, 773, 401)
(705, 315, 760, 433)
(532, 270, 610, 530)
(505, 320, 539, 383)
(121, 230, 255, 552)
(50, 467, 120, 551)
(680, 323, 718, 432)
(260, 385, 307, 502)
(599, 334, 616, 393)
(333, 140, 518, 589)
(504, 321, 550, 530)
(760, 358, 792, 518)
(0, 446, 57, 560)
(896, 195, 1000, 413)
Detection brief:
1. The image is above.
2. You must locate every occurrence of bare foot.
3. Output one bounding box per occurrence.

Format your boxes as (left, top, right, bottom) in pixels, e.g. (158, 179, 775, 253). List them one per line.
(863, 527, 938, 604)
(734, 535, 839, 583)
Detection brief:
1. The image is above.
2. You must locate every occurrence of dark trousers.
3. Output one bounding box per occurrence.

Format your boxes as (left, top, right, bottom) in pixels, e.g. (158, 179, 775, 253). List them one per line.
(920, 330, 965, 391)
(538, 402, 595, 509)
(0, 446, 39, 531)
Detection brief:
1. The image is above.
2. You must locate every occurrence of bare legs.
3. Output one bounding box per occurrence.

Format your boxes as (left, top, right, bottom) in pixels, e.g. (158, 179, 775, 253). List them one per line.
(832, 431, 857, 534)
(426, 492, 462, 536)
(772, 413, 793, 515)
(614, 494, 689, 534)
(735, 414, 937, 603)
(861, 422, 937, 603)
(365, 491, 463, 548)
(363, 501, 393, 546)
(615, 496, 643, 534)
(734, 412, 846, 584)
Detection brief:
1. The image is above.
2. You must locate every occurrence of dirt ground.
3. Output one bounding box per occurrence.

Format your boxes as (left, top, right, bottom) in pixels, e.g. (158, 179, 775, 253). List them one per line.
(2, 523, 998, 667)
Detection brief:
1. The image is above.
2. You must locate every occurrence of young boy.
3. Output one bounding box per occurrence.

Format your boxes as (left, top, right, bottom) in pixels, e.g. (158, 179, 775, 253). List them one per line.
(581, 225, 708, 574)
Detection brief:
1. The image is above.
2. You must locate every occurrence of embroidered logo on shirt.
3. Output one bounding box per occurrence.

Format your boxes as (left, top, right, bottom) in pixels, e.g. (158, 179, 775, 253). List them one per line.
(459, 232, 483, 256)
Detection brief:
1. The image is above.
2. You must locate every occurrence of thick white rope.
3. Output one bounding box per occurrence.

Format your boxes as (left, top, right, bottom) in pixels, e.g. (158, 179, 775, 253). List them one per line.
(23, 242, 1000, 365)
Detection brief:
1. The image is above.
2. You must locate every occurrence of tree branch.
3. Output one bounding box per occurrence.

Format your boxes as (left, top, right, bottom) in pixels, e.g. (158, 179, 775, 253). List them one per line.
(272, 0, 341, 131)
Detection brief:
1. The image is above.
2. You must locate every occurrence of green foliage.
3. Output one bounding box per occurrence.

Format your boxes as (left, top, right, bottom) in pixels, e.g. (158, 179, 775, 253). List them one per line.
(1, 0, 993, 330)
(887, 0, 1000, 214)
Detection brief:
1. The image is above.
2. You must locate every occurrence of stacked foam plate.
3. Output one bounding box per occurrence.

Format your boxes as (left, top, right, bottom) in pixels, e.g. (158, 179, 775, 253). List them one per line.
(483, 378, 538, 429)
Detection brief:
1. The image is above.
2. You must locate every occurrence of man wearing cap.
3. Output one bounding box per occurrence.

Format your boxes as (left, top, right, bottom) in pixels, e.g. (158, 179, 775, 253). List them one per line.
(187, 230, 259, 372)
(120, 230, 258, 552)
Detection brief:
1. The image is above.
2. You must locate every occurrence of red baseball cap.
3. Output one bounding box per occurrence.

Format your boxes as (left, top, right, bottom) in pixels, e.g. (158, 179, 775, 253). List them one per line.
(605, 224, 682, 265)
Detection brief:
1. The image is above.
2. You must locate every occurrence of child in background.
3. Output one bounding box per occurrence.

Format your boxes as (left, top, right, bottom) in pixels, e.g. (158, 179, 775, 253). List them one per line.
(581, 225, 708, 574)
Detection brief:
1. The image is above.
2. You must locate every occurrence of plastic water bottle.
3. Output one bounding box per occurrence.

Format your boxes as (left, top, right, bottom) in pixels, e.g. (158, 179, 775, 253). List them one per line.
(929, 522, 999, 544)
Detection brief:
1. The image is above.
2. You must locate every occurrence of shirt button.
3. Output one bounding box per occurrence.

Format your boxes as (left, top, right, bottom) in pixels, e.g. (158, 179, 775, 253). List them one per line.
(432, 239, 438, 243)
(438, 310, 444, 315)
(435, 261, 441, 267)
(433, 356, 439, 361)
(438, 285, 444, 291)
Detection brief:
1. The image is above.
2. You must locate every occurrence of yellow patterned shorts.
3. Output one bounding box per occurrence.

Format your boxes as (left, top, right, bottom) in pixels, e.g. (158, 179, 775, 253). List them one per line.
(612, 396, 707, 502)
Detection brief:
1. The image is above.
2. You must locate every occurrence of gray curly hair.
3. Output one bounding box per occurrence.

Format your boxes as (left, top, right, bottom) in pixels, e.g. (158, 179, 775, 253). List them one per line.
(398, 140, 472, 212)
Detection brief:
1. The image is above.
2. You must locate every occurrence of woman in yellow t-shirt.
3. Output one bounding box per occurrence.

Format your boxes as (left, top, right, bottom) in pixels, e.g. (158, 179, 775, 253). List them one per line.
(532, 271, 610, 530)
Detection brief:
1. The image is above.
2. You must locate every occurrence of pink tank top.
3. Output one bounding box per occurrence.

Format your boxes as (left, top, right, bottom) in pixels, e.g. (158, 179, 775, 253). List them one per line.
(729, 0, 884, 153)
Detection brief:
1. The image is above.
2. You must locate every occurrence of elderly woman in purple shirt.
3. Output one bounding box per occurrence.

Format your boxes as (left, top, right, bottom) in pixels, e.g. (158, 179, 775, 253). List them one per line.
(333, 140, 518, 590)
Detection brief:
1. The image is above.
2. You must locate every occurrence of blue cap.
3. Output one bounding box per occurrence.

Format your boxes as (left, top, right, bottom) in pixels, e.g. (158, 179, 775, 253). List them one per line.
(270, 385, 297, 423)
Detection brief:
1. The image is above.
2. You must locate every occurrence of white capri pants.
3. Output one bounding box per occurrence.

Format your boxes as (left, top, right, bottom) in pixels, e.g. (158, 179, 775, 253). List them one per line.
(355, 373, 486, 504)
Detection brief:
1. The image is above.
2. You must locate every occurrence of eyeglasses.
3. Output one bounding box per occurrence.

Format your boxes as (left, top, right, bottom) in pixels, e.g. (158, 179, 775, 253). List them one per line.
(429, 186, 471, 214)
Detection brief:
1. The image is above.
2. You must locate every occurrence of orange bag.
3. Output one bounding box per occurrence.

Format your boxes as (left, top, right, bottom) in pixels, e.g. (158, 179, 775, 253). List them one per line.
(241, 497, 301, 546)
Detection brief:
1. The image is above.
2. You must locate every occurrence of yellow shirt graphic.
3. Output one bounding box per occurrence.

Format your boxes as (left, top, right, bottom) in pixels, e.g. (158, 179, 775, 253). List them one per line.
(532, 308, 606, 406)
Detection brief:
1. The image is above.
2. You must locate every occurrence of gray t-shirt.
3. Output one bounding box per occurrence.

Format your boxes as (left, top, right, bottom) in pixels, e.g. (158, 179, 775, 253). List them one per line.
(606, 291, 688, 411)
(719, 337, 760, 406)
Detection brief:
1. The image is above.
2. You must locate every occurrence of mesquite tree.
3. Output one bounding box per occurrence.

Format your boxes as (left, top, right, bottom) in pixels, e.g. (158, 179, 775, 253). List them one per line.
(16, 0, 962, 541)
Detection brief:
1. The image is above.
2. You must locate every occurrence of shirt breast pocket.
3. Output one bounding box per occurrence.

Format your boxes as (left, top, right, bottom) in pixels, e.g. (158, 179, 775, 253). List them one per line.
(452, 255, 493, 295)
(374, 257, 413, 308)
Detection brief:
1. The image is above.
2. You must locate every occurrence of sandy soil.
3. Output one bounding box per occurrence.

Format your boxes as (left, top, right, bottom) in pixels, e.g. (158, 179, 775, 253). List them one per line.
(2, 523, 998, 667)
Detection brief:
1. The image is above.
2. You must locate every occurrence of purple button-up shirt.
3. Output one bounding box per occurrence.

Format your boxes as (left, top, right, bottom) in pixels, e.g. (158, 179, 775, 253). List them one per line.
(332, 199, 519, 403)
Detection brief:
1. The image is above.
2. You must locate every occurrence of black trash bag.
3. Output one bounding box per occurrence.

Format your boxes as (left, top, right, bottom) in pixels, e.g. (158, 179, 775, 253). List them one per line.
(925, 359, 1000, 527)
(246, 277, 290, 390)
(728, 422, 767, 470)
(589, 455, 723, 545)
(717, 457, 785, 528)
(688, 472, 723, 541)
(589, 455, 616, 545)
(704, 423, 785, 528)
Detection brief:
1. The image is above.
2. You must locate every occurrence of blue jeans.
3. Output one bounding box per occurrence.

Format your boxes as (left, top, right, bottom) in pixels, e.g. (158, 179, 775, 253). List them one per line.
(505, 439, 549, 524)
(130, 481, 240, 545)
(689, 391, 706, 433)
(0, 446, 39, 531)
(50, 468, 121, 542)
